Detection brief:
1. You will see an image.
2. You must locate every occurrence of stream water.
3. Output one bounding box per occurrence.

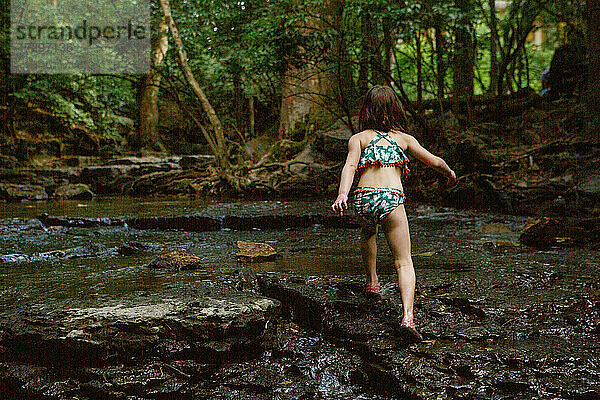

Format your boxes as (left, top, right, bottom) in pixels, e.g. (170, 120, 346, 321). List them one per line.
(1, 196, 598, 310)
(1, 196, 599, 398)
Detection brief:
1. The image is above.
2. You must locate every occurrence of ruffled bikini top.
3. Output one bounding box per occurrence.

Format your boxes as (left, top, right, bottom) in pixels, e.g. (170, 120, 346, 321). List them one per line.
(356, 130, 410, 179)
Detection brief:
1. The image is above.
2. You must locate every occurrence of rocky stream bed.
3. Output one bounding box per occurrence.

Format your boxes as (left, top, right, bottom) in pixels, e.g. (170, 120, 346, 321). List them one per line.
(0, 197, 599, 399)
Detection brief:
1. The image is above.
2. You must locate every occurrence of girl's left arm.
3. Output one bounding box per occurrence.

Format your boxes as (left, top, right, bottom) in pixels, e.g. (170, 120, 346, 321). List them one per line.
(331, 135, 361, 216)
(405, 134, 457, 184)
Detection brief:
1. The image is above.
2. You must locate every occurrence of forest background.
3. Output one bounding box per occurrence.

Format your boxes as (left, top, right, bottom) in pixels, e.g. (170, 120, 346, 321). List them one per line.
(0, 0, 597, 218)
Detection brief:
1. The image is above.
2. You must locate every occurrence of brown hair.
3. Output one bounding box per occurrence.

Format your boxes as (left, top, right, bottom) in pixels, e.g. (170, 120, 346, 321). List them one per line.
(358, 85, 408, 133)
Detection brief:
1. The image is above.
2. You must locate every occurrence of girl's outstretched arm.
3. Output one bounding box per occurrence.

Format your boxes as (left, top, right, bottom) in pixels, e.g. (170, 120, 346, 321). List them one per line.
(331, 135, 361, 216)
(405, 134, 457, 184)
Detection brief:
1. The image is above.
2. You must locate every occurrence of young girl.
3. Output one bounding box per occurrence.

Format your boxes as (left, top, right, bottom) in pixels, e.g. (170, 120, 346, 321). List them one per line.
(331, 85, 456, 339)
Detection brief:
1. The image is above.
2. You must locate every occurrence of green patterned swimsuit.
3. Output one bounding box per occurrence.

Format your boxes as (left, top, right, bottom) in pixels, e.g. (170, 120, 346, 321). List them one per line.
(352, 130, 410, 226)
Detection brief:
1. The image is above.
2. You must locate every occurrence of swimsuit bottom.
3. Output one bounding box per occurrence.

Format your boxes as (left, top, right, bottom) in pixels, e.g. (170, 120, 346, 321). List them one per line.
(352, 186, 405, 227)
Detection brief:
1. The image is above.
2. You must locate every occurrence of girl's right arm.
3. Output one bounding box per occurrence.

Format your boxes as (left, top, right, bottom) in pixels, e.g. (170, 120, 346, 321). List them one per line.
(331, 135, 361, 216)
(405, 134, 456, 184)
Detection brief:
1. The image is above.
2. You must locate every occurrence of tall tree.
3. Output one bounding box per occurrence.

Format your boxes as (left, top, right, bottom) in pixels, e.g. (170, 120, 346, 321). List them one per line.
(586, 0, 600, 135)
(488, 0, 499, 95)
(434, 15, 446, 103)
(452, 0, 475, 104)
(279, 0, 351, 138)
(135, 16, 169, 152)
(278, 0, 324, 139)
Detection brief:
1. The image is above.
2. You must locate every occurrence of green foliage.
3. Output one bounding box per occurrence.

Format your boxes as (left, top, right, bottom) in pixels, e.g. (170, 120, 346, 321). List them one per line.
(0, 0, 585, 155)
(11, 75, 135, 142)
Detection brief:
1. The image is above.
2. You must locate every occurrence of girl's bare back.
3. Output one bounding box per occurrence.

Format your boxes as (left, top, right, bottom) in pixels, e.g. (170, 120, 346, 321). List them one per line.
(356, 129, 411, 190)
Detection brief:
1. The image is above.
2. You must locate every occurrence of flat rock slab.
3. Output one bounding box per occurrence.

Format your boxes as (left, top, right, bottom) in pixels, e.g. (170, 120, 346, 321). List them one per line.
(37, 213, 359, 231)
(0, 293, 280, 369)
(237, 241, 277, 262)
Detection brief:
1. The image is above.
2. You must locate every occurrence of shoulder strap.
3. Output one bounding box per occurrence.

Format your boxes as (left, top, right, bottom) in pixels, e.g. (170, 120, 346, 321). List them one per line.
(376, 130, 403, 148)
(366, 130, 384, 147)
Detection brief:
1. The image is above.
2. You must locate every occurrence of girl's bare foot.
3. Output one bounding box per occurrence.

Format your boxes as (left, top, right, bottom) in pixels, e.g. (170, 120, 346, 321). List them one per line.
(365, 281, 380, 294)
(401, 315, 423, 341)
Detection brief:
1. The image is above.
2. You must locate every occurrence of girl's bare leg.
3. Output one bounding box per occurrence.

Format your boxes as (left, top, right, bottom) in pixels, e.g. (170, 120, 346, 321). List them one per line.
(358, 217, 378, 286)
(381, 204, 415, 320)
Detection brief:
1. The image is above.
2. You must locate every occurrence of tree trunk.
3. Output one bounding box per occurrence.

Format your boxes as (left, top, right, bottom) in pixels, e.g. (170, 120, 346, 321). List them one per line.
(249, 97, 255, 138)
(279, 0, 344, 139)
(586, 0, 600, 135)
(488, 0, 498, 95)
(368, 17, 385, 85)
(452, 0, 474, 118)
(158, 0, 229, 171)
(136, 17, 168, 152)
(416, 31, 423, 111)
(325, 0, 354, 125)
(358, 13, 370, 94)
(382, 18, 393, 86)
(434, 17, 446, 106)
(233, 71, 244, 135)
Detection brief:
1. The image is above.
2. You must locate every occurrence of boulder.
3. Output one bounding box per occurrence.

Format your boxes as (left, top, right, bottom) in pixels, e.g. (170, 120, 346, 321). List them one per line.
(449, 140, 494, 174)
(287, 143, 325, 175)
(577, 174, 600, 199)
(519, 217, 592, 248)
(441, 174, 510, 213)
(237, 241, 277, 263)
(52, 183, 94, 200)
(79, 165, 132, 194)
(0, 183, 48, 201)
(314, 117, 354, 161)
(147, 249, 204, 270)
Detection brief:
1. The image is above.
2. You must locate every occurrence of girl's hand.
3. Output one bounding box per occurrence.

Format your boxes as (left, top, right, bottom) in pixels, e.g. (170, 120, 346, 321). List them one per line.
(331, 194, 348, 216)
(446, 169, 457, 185)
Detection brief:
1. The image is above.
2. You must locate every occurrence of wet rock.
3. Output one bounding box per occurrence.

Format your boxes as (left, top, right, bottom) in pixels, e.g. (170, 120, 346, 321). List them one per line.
(0, 289, 280, 399)
(79, 165, 132, 194)
(1, 297, 280, 367)
(0, 244, 112, 263)
(577, 174, 600, 199)
(117, 241, 152, 256)
(38, 213, 126, 228)
(222, 214, 357, 231)
(256, 275, 423, 351)
(36, 213, 358, 232)
(442, 174, 511, 213)
(51, 183, 94, 200)
(476, 222, 512, 234)
(236, 241, 277, 263)
(439, 297, 486, 318)
(519, 217, 593, 248)
(0, 183, 48, 201)
(147, 249, 204, 270)
(127, 215, 221, 231)
(179, 154, 215, 170)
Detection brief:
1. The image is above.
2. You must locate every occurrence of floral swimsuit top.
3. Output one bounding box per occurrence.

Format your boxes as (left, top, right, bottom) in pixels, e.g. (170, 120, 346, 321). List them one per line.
(356, 130, 410, 179)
